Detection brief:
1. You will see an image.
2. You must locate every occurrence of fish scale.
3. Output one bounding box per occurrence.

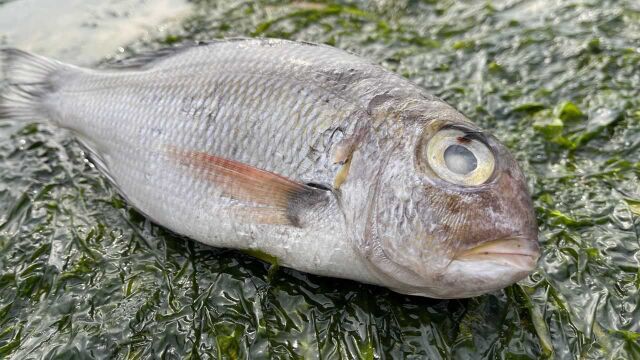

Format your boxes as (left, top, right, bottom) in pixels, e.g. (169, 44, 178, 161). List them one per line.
(59, 43, 354, 251)
(0, 38, 540, 298)
(83, 46, 342, 207)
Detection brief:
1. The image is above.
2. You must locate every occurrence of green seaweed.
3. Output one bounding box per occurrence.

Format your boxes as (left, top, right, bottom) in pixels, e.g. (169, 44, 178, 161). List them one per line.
(1, 0, 639, 359)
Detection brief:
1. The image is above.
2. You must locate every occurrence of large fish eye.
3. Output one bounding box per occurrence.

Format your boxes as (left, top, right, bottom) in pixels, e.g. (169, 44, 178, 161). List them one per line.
(424, 128, 495, 186)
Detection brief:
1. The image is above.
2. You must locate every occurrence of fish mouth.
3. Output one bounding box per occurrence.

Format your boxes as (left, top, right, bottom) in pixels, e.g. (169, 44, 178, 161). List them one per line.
(453, 238, 540, 270)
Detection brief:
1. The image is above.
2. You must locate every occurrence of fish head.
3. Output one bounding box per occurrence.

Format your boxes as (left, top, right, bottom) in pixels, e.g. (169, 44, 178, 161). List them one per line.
(352, 99, 539, 298)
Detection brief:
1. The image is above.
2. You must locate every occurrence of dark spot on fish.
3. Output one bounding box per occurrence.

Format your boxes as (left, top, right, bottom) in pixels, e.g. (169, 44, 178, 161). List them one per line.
(323, 126, 344, 148)
(442, 193, 463, 214)
(305, 182, 332, 191)
(456, 136, 471, 144)
(286, 213, 302, 228)
(286, 183, 332, 227)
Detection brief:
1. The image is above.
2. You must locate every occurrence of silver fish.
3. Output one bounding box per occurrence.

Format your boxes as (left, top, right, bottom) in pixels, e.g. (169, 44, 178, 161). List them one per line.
(0, 39, 540, 298)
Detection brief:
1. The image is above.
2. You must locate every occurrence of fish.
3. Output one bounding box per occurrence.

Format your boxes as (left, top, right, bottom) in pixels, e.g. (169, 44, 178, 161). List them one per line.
(0, 38, 540, 299)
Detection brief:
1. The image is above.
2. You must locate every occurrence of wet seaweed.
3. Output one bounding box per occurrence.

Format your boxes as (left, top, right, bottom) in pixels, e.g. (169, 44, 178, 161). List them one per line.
(0, 0, 639, 358)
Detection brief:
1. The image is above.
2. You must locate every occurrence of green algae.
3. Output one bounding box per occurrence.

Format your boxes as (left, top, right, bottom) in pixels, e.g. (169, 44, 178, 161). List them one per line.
(1, 0, 639, 358)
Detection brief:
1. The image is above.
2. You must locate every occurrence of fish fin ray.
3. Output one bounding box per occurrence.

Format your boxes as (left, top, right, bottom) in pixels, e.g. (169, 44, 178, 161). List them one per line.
(104, 45, 201, 69)
(0, 48, 58, 120)
(103, 40, 233, 69)
(0, 48, 68, 121)
(168, 148, 329, 226)
(75, 138, 122, 190)
(103, 38, 324, 69)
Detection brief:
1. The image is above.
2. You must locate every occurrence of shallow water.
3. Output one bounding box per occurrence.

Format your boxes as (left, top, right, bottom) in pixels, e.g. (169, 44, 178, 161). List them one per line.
(0, 0, 639, 358)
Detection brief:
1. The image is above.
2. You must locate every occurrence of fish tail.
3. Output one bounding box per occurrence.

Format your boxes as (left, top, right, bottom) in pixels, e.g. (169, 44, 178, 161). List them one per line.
(0, 48, 67, 121)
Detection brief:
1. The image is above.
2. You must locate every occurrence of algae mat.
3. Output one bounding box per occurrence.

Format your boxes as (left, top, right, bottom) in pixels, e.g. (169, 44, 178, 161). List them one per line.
(0, 0, 639, 358)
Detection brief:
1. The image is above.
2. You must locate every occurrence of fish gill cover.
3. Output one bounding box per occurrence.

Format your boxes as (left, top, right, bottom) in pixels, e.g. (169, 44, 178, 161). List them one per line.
(0, 0, 639, 358)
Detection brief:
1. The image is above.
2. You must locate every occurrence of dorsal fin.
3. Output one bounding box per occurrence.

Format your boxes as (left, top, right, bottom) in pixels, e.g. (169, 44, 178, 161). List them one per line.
(102, 41, 216, 69)
(102, 38, 323, 70)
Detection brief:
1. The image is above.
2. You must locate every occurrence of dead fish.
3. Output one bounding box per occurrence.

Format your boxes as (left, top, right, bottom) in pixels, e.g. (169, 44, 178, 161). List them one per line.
(0, 39, 540, 298)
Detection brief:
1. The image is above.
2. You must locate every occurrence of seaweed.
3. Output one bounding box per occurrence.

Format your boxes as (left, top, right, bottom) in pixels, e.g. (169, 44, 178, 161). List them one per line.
(0, 0, 639, 358)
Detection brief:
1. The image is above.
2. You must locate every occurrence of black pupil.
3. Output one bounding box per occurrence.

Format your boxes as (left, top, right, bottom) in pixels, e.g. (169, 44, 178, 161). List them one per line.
(444, 145, 477, 175)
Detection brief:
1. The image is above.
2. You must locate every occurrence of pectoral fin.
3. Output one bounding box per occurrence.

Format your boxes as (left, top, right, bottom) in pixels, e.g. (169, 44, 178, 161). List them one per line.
(168, 148, 328, 226)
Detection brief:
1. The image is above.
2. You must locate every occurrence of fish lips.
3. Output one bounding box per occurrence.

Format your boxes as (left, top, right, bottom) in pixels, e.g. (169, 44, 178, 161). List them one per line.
(453, 237, 540, 271)
(394, 238, 540, 299)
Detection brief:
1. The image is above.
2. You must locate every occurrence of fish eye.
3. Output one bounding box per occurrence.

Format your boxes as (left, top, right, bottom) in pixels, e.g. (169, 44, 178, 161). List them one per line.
(443, 145, 477, 175)
(424, 127, 495, 186)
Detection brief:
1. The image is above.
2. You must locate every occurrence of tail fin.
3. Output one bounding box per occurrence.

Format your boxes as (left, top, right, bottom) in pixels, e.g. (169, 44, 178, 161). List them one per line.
(0, 48, 65, 121)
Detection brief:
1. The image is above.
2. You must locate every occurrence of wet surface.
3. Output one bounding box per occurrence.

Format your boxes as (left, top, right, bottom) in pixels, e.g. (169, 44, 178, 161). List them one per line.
(0, 0, 190, 63)
(0, 0, 639, 358)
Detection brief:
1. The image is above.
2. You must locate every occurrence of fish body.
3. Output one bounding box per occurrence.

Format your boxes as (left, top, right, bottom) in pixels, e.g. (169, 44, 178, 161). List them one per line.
(0, 39, 540, 298)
